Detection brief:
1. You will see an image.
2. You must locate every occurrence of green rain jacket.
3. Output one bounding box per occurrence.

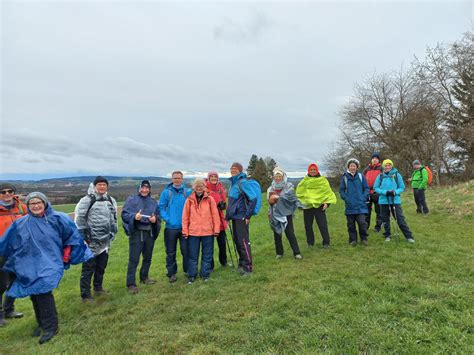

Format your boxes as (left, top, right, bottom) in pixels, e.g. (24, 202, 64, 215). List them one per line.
(296, 175, 337, 209)
(411, 168, 428, 190)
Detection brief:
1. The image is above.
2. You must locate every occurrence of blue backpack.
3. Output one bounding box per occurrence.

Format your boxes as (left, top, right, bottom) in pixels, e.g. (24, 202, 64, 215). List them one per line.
(238, 179, 262, 216)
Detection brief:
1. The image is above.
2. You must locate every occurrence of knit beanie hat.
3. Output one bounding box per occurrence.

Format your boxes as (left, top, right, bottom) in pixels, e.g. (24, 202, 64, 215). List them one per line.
(25, 192, 49, 206)
(0, 183, 16, 192)
(93, 176, 109, 186)
(273, 166, 285, 177)
(412, 160, 421, 166)
(346, 158, 360, 168)
(231, 162, 243, 172)
(382, 159, 394, 167)
(207, 171, 219, 181)
(371, 152, 381, 161)
(140, 180, 151, 189)
(307, 163, 319, 175)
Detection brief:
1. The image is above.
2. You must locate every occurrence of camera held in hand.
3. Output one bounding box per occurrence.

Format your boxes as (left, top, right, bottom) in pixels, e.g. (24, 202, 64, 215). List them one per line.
(217, 201, 227, 210)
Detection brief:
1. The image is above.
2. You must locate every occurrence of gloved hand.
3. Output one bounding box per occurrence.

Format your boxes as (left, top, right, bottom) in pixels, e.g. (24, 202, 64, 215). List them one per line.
(386, 190, 395, 197)
(63, 246, 71, 263)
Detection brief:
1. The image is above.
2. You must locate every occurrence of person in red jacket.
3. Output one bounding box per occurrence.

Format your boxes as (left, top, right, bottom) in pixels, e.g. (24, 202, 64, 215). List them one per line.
(363, 153, 383, 233)
(205, 171, 229, 268)
(182, 179, 221, 284)
(0, 183, 26, 326)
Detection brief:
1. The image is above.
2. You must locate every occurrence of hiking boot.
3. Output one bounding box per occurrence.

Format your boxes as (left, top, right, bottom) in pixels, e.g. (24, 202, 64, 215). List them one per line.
(32, 327, 42, 337)
(81, 297, 94, 304)
(385, 237, 391, 242)
(307, 244, 314, 248)
(39, 330, 58, 345)
(128, 285, 139, 294)
(276, 255, 283, 260)
(5, 311, 24, 319)
(323, 244, 330, 249)
(374, 226, 381, 233)
(94, 288, 110, 296)
(294, 254, 303, 260)
(0, 313, 6, 327)
(407, 238, 416, 243)
(350, 241, 357, 247)
(362, 240, 368, 246)
(187, 277, 195, 285)
(169, 274, 177, 283)
(240, 271, 251, 277)
(202, 277, 210, 282)
(140, 277, 156, 285)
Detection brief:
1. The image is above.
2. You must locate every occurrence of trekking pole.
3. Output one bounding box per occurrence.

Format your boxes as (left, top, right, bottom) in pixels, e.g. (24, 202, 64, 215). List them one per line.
(389, 197, 400, 243)
(228, 222, 239, 265)
(224, 229, 236, 268)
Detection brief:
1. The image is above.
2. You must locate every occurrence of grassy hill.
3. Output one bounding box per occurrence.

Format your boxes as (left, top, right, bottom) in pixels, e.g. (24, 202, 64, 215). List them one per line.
(1, 183, 473, 353)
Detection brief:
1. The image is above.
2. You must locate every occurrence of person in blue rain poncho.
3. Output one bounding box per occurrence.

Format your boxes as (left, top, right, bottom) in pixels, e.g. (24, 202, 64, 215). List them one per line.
(0, 192, 93, 345)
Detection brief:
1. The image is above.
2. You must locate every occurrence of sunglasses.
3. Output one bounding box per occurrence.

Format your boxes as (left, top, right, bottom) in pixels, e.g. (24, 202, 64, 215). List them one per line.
(0, 189, 14, 195)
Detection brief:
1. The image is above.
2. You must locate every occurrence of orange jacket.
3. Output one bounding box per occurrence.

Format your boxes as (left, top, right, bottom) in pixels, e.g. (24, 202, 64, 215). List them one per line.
(0, 197, 27, 237)
(182, 192, 221, 237)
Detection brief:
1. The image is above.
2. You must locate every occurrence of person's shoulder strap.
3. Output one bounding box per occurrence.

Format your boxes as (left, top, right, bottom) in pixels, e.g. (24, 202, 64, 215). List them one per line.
(85, 194, 97, 220)
(344, 175, 348, 192)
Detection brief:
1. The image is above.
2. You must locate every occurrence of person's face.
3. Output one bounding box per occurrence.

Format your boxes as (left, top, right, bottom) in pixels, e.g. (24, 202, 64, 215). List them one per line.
(230, 167, 240, 176)
(194, 182, 205, 194)
(348, 163, 358, 174)
(28, 198, 45, 216)
(309, 167, 318, 176)
(95, 182, 108, 194)
(384, 164, 393, 172)
(0, 188, 15, 204)
(413, 163, 421, 169)
(274, 174, 283, 183)
(172, 174, 183, 186)
(209, 175, 218, 184)
(139, 186, 150, 197)
(371, 157, 380, 165)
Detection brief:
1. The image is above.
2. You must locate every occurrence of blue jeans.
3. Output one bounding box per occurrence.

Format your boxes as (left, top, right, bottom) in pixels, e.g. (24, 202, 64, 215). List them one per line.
(187, 236, 214, 279)
(164, 228, 188, 277)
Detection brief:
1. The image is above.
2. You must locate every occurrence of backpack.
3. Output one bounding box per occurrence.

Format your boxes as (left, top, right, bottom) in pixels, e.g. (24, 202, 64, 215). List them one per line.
(378, 172, 400, 189)
(423, 166, 433, 186)
(343, 173, 363, 193)
(86, 194, 116, 222)
(237, 179, 262, 216)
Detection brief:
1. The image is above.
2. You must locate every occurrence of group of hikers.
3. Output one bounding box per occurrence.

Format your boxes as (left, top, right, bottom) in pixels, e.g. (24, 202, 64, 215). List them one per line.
(0, 155, 430, 344)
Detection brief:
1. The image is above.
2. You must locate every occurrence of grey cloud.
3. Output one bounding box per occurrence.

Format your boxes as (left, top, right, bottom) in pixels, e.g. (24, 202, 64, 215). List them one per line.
(213, 12, 273, 43)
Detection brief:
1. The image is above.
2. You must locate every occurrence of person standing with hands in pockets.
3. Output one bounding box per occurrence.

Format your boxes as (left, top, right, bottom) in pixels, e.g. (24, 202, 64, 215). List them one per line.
(122, 180, 161, 294)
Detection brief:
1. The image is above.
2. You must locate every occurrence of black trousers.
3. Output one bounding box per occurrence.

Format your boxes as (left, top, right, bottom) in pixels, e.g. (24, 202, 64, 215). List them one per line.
(346, 214, 368, 243)
(164, 228, 188, 277)
(303, 207, 330, 246)
(31, 292, 58, 332)
(274, 215, 301, 256)
(366, 193, 383, 230)
(380, 204, 414, 239)
(126, 230, 156, 287)
(231, 219, 253, 272)
(211, 230, 228, 270)
(413, 188, 429, 214)
(80, 250, 109, 298)
(0, 270, 16, 315)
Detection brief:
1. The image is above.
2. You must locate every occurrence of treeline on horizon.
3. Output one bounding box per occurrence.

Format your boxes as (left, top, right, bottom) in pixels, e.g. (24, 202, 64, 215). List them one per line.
(324, 30, 473, 184)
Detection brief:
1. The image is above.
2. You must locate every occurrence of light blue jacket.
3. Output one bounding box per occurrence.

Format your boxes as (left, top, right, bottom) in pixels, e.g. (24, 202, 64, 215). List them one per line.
(374, 168, 405, 205)
(159, 183, 192, 229)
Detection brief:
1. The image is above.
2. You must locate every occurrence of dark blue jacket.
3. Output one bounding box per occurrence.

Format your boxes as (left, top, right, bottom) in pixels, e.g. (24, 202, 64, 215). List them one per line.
(158, 183, 192, 229)
(225, 173, 257, 220)
(121, 193, 161, 238)
(339, 171, 370, 215)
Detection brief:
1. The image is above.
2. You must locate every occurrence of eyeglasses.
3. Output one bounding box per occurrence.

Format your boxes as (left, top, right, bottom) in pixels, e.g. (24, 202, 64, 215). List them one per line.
(0, 189, 14, 195)
(28, 201, 44, 207)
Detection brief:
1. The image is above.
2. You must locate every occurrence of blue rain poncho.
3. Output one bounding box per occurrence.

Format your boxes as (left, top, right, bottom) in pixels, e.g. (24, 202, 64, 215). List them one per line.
(0, 201, 93, 298)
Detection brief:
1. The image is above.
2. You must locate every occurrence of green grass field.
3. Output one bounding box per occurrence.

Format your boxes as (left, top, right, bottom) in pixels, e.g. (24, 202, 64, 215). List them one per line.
(2, 183, 473, 353)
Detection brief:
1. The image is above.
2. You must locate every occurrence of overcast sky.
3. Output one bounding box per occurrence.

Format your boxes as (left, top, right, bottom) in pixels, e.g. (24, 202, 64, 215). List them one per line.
(0, 0, 471, 179)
